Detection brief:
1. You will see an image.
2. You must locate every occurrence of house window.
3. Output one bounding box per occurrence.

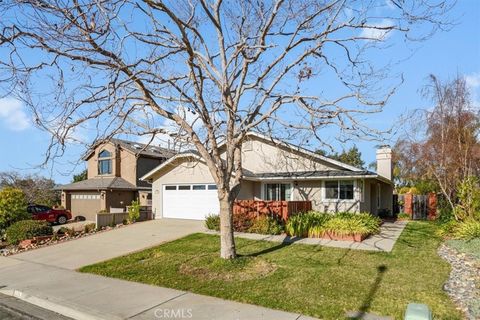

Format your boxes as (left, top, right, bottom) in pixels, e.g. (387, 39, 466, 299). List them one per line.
(325, 180, 354, 200)
(263, 183, 291, 201)
(192, 185, 206, 190)
(98, 149, 112, 175)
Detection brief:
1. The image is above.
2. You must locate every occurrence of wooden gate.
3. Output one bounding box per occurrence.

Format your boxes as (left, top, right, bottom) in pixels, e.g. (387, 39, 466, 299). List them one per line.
(400, 193, 437, 220)
(412, 195, 428, 220)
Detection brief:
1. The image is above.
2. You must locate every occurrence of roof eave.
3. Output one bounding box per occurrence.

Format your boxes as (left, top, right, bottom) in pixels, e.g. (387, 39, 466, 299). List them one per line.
(243, 174, 379, 181)
(140, 153, 203, 181)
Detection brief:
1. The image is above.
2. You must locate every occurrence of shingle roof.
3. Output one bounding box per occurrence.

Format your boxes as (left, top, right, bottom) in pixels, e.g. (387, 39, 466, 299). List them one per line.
(83, 138, 175, 160)
(55, 177, 138, 191)
(244, 170, 377, 180)
(110, 138, 175, 158)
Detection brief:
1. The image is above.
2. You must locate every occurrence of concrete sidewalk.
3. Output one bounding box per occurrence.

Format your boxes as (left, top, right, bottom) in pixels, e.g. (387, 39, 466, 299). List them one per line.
(206, 221, 408, 252)
(0, 256, 316, 320)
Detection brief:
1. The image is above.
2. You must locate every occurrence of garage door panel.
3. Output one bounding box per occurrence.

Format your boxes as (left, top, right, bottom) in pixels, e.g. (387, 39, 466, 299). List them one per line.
(163, 184, 219, 220)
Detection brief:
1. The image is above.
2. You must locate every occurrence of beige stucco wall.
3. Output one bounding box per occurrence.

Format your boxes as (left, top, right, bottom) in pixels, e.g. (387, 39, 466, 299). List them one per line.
(87, 143, 119, 179)
(118, 148, 137, 185)
(240, 137, 344, 174)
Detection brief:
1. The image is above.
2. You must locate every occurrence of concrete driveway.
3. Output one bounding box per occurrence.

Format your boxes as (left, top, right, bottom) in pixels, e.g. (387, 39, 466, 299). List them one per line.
(13, 219, 204, 270)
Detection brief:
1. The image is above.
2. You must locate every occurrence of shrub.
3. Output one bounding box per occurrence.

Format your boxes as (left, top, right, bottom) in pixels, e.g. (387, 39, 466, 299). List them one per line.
(285, 211, 330, 237)
(437, 220, 459, 238)
(454, 176, 480, 221)
(248, 215, 283, 235)
(397, 212, 411, 220)
(453, 220, 480, 240)
(398, 186, 411, 195)
(205, 214, 220, 231)
(128, 199, 141, 223)
(5, 220, 53, 245)
(323, 217, 370, 236)
(286, 211, 380, 238)
(83, 223, 96, 233)
(233, 212, 253, 232)
(0, 187, 29, 231)
(64, 227, 76, 237)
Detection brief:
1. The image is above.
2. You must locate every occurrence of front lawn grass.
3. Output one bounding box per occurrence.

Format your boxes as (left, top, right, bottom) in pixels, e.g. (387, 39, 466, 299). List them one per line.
(79, 222, 462, 319)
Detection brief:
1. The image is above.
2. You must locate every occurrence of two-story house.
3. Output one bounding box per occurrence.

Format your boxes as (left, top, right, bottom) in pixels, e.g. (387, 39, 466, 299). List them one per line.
(57, 139, 174, 221)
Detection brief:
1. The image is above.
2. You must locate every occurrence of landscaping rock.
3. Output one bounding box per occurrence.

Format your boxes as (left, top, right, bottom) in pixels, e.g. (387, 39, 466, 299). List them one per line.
(438, 243, 480, 320)
(0, 222, 129, 257)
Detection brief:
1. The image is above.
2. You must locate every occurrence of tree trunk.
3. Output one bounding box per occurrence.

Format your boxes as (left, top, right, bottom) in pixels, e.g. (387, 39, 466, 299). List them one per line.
(218, 194, 236, 259)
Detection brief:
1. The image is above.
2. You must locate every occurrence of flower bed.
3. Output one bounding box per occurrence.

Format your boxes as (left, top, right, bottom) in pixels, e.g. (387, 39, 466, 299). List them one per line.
(205, 211, 381, 241)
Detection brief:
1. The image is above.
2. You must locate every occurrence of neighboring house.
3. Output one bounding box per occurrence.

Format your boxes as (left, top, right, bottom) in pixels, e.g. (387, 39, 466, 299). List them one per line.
(141, 132, 393, 220)
(56, 139, 174, 221)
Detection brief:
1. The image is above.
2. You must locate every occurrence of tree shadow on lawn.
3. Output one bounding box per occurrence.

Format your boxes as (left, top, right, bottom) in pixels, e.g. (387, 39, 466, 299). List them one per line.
(240, 237, 304, 257)
(347, 264, 388, 319)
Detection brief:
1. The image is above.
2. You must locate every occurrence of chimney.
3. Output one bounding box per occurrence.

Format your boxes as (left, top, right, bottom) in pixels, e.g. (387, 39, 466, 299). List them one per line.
(376, 146, 392, 181)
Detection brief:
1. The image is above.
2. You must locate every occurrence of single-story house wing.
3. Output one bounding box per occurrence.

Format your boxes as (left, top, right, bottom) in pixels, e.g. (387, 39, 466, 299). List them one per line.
(141, 132, 393, 220)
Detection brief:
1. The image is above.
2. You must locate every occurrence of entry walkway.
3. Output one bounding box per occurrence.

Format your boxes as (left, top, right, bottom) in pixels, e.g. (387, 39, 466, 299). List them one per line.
(206, 221, 408, 252)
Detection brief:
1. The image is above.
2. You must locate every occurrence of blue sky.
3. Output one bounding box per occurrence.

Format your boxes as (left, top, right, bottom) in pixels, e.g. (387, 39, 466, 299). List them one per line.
(0, 1, 479, 184)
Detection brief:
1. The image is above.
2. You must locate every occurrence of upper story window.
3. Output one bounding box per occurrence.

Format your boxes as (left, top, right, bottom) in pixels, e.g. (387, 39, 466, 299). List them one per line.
(98, 149, 112, 175)
(325, 180, 354, 200)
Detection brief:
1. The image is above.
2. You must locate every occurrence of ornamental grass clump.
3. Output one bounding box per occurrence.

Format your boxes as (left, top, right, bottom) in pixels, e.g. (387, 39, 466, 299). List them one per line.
(286, 211, 380, 238)
(286, 211, 330, 237)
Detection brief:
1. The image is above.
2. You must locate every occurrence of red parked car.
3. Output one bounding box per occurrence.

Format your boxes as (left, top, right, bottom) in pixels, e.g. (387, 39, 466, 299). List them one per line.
(27, 204, 72, 225)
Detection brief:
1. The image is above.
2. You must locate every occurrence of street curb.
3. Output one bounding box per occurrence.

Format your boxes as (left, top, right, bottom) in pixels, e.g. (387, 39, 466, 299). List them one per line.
(0, 288, 114, 320)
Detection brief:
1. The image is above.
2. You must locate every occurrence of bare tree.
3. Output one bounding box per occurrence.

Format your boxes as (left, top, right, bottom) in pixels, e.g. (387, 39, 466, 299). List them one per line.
(0, 0, 452, 258)
(0, 171, 61, 206)
(395, 75, 480, 209)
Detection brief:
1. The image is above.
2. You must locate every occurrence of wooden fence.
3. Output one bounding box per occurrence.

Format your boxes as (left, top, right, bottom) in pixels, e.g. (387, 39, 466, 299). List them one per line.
(233, 200, 312, 222)
(96, 206, 153, 228)
(96, 212, 129, 228)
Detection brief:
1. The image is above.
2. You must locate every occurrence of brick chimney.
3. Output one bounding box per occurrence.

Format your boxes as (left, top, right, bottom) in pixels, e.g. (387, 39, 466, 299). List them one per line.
(376, 146, 392, 181)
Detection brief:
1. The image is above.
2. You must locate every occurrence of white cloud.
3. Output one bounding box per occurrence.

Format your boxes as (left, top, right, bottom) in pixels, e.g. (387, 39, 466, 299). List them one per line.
(359, 19, 394, 41)
(466, 72, 480, 89)
(465, 72, 480, 108)
(0, 98, 30, 131)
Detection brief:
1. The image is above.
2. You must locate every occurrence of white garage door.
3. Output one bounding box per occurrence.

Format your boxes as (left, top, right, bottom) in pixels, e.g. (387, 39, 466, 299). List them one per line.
(162, 184, 220, 220)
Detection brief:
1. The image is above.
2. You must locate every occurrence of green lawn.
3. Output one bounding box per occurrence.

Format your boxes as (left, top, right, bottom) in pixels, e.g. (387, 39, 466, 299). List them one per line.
(80, 222, 462, 319)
